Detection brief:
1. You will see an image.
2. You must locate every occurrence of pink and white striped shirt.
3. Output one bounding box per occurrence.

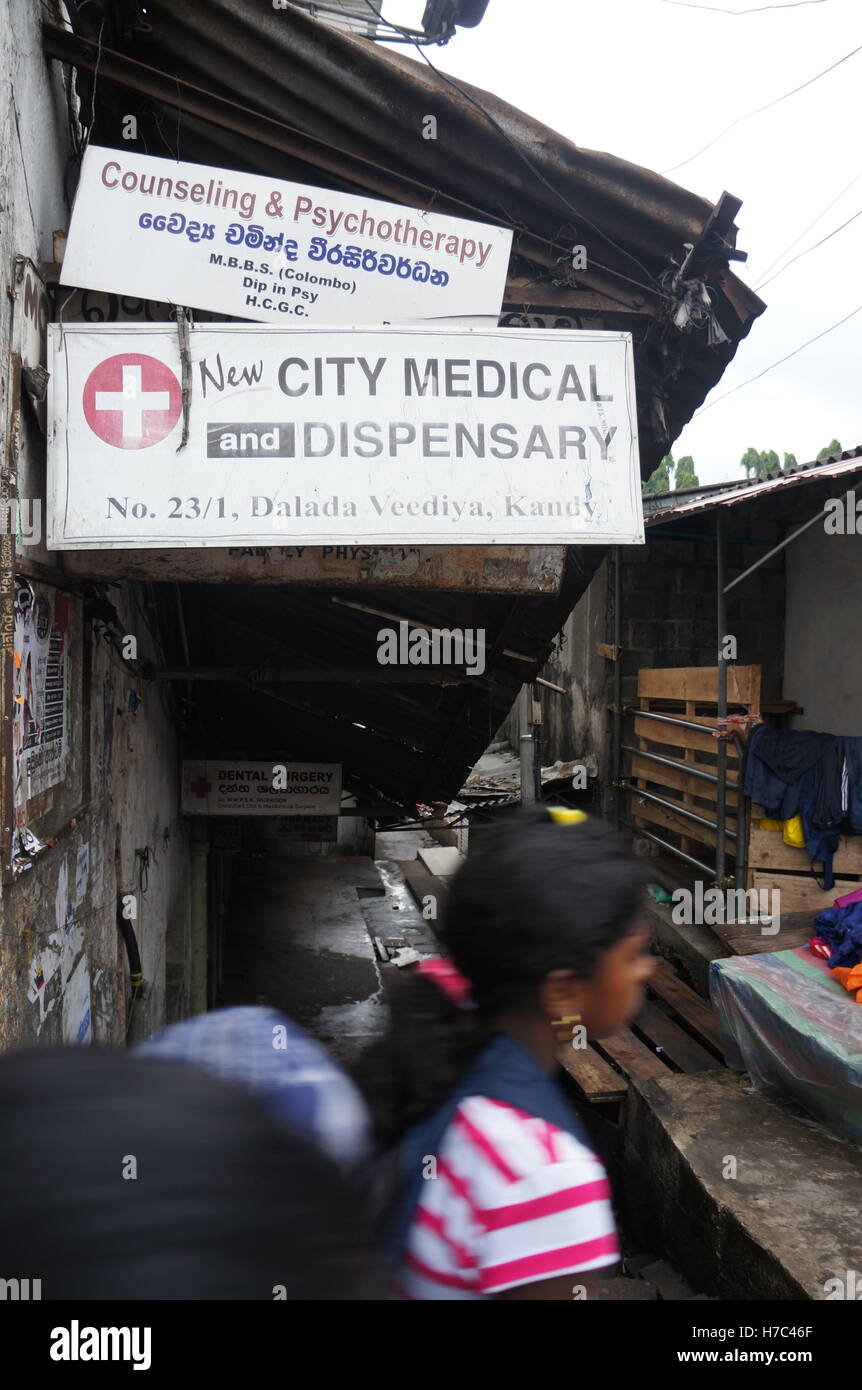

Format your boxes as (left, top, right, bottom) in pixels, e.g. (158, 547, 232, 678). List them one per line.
(395, 1095, 618, 1299)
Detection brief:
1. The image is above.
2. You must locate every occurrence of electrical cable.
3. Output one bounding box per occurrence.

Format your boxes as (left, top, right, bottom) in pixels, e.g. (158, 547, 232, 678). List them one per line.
(360, 0, 667, 293)
(662, 40, 862, 174)
(754, 165, 862, 285)
(658, 0, 833, 12)
(755, 206, 862, 291)
(694, 299, 862, 414)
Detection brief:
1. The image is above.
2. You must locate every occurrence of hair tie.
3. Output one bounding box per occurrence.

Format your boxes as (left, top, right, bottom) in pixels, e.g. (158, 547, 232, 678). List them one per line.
(546, 807, 588, 825)
(415, 957, 475, 1011)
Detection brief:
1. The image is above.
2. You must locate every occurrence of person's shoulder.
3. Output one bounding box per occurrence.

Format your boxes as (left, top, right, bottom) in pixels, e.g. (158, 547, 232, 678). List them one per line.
(447, 1094, 605, 1186)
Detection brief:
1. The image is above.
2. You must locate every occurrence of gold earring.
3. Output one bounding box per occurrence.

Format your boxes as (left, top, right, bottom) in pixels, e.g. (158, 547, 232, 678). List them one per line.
(551, 1013, 583, 1042)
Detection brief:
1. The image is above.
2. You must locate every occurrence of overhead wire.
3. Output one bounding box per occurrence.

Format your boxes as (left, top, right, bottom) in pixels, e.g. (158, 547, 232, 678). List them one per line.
(755, 206, 862, 291)
(360, 0, 667, 295)
(364, 2, 856, 450)
(658, 0, 833, 12)
(754, 165, 862, 285)
(694, 299, 862, 414)
(662, 41, 862, 174)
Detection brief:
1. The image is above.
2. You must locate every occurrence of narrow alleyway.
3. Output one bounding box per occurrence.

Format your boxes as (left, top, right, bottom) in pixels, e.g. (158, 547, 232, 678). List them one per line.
(217, 830, 438, 1066)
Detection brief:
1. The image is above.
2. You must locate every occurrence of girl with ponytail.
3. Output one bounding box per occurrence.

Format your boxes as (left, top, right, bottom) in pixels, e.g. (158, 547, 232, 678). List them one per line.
(354, 808, 654, 1300)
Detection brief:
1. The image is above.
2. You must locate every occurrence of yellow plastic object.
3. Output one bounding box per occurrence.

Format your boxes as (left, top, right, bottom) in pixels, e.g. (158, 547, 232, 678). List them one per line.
(782, 814, 805, 848)
(759, 818, 781, 831)
(547, 807, 588, 825)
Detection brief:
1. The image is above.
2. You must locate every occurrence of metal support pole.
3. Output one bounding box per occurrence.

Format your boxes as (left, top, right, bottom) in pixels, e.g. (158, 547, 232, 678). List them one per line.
(623, 823, 715, 877)
(621, 743, 724, 787)
(724, 485, 858, 595)
(716, 511, 728, 884)
(519, 684, 536, 806)
(189, 817, 209, 1015)
(732, 732, 750, 893)
(613, 547, 622, 828)
(624, 707, 723, 736)
(629, 784, 736, 837)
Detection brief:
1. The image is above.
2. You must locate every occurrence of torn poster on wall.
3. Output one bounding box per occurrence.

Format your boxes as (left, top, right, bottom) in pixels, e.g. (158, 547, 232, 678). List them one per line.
(62, 954, 93, 1046)
(13, 579, 69, 811)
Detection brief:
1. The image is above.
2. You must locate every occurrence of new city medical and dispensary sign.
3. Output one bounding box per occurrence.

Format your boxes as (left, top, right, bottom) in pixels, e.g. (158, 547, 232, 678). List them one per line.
(60, 147, 512, 326)
(47, 323, 643, 548)
(181, 761, 342, 816)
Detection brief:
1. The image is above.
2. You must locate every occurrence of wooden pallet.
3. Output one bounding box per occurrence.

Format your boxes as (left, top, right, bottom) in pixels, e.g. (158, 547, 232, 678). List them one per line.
(626, 665, 761, 870)
(557, 957, 724, 1108)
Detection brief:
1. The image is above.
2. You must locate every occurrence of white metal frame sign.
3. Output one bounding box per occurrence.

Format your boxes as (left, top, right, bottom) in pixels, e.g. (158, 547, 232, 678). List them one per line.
(48, 323, 643, 548)
(60, 147, 512, 327)
(181, 761, 342, 816)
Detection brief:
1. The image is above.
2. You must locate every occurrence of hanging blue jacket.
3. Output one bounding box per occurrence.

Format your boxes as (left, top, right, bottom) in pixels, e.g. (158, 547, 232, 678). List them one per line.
(744, 728, 843, 888)
(846, 738, 862, 835)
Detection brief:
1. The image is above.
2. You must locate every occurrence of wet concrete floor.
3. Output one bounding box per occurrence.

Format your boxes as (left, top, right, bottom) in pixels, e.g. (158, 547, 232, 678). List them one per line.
(218, 833, 437, 1067)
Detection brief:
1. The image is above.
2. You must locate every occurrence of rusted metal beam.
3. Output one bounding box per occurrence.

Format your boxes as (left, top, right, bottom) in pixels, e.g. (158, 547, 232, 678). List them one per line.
(503, 277, 661, 319)
(41, 24, 561, 273)
(41, 24, 678, 307)
(59, 545, 564, 595)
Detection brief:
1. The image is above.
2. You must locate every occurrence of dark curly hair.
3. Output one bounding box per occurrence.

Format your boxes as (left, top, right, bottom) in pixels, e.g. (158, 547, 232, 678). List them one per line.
(354, 809, 646, 1146)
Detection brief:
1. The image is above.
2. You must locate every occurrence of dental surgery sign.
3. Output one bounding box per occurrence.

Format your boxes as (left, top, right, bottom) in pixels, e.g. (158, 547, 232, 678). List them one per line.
(60, 147, 512, 326)
(47, 323, 643, 548)
(181, 761, 342, 816)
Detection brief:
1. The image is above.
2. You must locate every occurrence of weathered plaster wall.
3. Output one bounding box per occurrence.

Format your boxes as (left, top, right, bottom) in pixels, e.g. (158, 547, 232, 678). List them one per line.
(1, 582, 190, 1049)
(0, 0, 190, 1050)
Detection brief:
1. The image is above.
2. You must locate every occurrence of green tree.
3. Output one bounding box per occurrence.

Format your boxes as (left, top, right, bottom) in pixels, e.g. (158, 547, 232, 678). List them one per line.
(783, 452, 798, 472)
(643, 453, 674, 495)
(740, 447, 783, 481)
(816, 438, 842, 460)
(674, 455, 699, 488)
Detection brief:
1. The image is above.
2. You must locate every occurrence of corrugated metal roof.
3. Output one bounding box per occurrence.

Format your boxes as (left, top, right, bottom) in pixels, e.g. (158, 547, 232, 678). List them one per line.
(645, 448, 862, 525)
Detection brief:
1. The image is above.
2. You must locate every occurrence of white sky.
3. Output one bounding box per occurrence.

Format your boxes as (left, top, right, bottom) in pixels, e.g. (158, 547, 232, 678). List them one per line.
(383, 0, 862, 484)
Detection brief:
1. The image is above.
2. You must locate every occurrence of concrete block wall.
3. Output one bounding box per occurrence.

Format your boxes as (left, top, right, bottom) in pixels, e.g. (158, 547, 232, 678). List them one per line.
(615, 533, 785, 695)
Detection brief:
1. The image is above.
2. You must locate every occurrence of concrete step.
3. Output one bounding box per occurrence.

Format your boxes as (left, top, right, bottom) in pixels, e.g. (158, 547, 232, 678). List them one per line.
(623, 1068, 862, 1300)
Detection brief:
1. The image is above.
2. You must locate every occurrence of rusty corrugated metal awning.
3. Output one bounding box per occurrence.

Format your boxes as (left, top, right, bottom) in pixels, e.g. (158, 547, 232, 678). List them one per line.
(646, 449, 862, 525)
(42, 1, 766, 807)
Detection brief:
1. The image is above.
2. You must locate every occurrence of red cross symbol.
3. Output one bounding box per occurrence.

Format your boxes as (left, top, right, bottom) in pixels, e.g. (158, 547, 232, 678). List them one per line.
(83, 353, 182, 450)
(189, 777, 212, 798)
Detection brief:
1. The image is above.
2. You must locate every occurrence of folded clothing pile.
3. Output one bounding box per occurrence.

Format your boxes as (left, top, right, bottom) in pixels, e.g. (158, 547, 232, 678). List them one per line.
(813, 885, 862, 1002)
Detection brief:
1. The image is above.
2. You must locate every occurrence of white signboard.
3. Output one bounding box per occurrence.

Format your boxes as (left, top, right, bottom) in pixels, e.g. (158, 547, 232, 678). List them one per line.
(60, 147, 512, 327)
(48, 324, 643, 548)
(181, 761, 342, 816)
